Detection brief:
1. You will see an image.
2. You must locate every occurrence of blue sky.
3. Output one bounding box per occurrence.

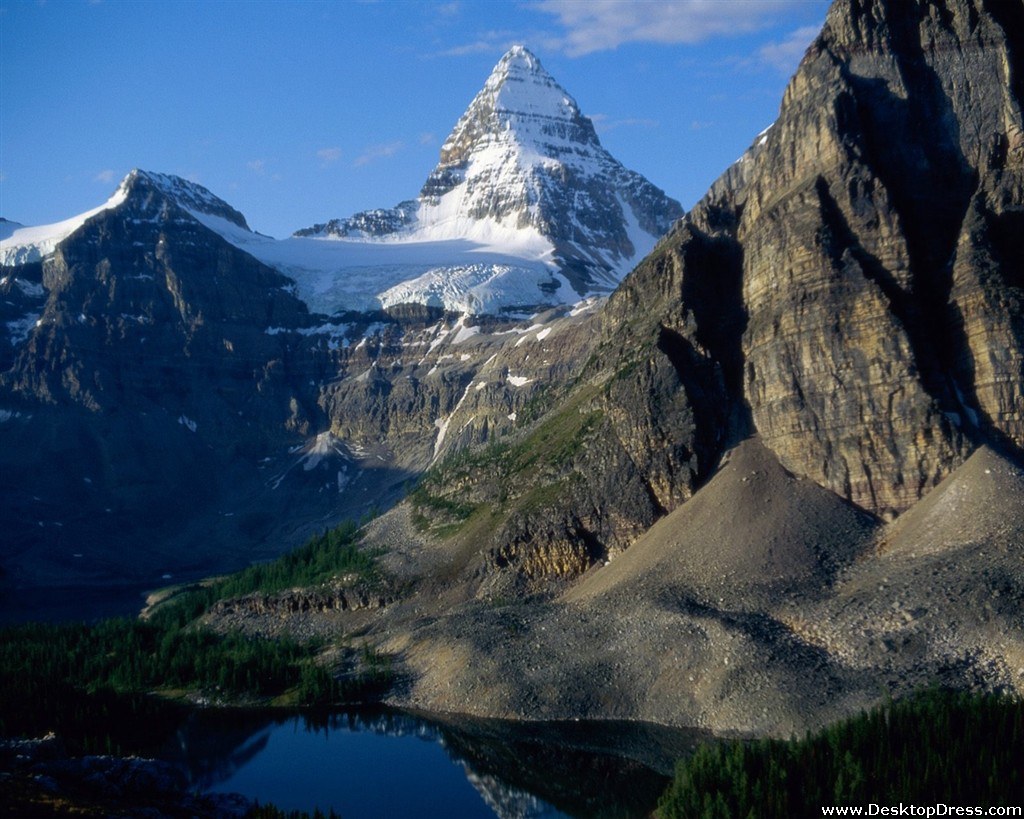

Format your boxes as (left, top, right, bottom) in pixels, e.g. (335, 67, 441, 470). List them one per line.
(1, 0, 829, 238)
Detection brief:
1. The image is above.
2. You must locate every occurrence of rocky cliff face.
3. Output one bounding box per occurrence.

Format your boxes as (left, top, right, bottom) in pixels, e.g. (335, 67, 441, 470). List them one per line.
(738, 0, 1024, 516)
(0, 172, 344, 589)
(0, 170, 602, 595)
(611, 0, 1024, 518)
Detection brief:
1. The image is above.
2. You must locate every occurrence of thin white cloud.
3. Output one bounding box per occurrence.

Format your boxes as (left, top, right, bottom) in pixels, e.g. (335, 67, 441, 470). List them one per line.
(534, 0, 819, 56)
(353, 141, 404, 167)
(758, 25, 820, 73)
(435, 28, 518, 57)
(590, 113, 658, 133)
(439, 40, 499, 56)
(93, 169, 116, 183)
(419, 132, 437, 145)
(317, 147, 342, 167)
(247, 159, 266, 175)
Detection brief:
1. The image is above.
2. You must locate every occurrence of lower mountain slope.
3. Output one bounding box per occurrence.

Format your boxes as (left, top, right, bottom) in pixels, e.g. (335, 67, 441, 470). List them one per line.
(204, 437, 1024, 735)
(563, 437, 878, 609)
(10, 432, 1020, 747)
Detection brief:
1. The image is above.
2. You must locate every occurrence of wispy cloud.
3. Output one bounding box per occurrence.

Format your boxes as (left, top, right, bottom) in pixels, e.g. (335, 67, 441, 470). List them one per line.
(419, 132, 437, 145)
(439, 40, 498, 57)
(246, 160, 281, 181)
(535, 0, 820, 57)
(436, 1, 460, 17)
(757, 25, 820, 73)
(435, 28, 518, 57)
(93, 169, 116, 184)
(316, 147, 342, 167)
(590, 113, 658, 134)
(353, 141, 404, 167)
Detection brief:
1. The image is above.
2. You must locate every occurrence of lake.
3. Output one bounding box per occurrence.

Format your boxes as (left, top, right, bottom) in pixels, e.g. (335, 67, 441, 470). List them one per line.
(164, 708, 704, 818)
(0, 586, 704, 815)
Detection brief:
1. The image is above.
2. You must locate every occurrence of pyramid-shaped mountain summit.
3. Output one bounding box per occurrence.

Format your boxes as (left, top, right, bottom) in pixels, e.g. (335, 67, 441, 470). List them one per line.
(297, 46, 683, 306)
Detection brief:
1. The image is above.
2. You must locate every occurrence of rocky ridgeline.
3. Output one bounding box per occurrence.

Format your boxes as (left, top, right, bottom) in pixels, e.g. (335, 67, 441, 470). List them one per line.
(610, 0, 1024, 520)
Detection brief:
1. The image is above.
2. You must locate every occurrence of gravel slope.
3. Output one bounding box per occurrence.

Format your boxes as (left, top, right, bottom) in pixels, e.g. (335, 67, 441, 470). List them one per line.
(206, 439, 1024, 737)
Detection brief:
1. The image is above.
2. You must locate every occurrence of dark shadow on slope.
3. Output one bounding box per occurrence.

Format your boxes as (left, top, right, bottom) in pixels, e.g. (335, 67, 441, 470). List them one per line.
(655, 226, 752, 486)
(826, 4, 1024, 459)
(983, 0, 1024, 109)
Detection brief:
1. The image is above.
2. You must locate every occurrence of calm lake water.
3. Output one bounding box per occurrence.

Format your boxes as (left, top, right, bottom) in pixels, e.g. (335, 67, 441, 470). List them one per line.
(165, 708, 702, 818)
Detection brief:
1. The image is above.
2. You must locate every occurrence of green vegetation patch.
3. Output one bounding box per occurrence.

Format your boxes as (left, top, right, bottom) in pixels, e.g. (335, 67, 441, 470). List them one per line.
(0, 617, 312, 754)
(148, 519, 380, 626)
(658, 689, 1024, 818)
(411, 383, 605, 539)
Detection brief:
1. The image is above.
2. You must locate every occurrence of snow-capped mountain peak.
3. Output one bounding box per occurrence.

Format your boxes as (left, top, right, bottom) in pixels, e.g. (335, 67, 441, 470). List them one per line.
(118, 170, 250, 230)
(0, 170, 248, 267)
(2, 49, 681, 317)
(434, 44, 597, 171)
(297, 46, 682, 306)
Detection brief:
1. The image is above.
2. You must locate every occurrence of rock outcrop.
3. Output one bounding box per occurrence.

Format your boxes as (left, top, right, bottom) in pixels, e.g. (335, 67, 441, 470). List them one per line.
(737, 0, 1024, 516)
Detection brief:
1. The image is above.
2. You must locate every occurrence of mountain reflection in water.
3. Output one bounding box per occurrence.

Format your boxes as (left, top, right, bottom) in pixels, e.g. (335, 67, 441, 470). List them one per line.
(161, 707, 706, 818)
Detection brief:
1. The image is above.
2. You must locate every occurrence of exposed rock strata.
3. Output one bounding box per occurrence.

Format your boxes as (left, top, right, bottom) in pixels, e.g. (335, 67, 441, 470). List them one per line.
(211, 582, 391, 618)
(739, 0, 1024, 515)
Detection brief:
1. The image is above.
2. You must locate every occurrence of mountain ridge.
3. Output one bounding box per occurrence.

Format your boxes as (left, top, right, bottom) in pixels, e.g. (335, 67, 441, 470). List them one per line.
(2, 47, 681, 318)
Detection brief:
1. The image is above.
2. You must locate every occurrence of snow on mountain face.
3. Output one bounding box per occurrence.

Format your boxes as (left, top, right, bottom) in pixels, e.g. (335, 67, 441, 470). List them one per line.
(0, 188, 129, 267)
(0, 166, 561, 316)
(125, 170, 250, 229)
(294, 45, 682, 309)
(188, 208, 564, 316)
(1, 48, 680, 317)
(0, 170, 246, 268)
(0, 219, 25, 242)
